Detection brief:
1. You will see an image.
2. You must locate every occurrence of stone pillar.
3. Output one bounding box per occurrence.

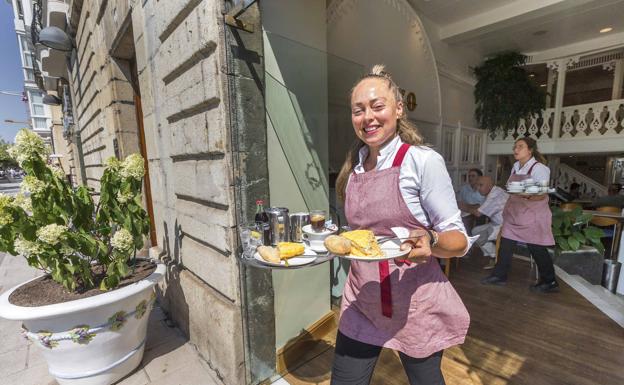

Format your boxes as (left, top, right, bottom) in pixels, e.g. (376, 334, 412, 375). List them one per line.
(223, 2, 275, 383)
(546, 67, 556, 108)
(611, 59, 624, 100)
(549, 59, 569, 139)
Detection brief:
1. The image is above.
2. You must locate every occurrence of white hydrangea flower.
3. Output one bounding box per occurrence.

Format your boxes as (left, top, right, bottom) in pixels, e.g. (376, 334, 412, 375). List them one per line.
(111, 229, 134, 251)
(120, 154, 144, 180)
(21, 176, 46, 194)
(12, 193, 32, 213)
(8, 129, 48, 165)
(105, 156, 121, 169)
(36, 224, 68, 245)
(49, 165, 65, 179)
(0, 194, 13, 226)
(116, 190, 134, 204)
(59, 244, 74, 256)
(15, 237, 44, 256)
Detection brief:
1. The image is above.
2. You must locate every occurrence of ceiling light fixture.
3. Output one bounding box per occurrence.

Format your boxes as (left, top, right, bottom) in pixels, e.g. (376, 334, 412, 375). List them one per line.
(600, 27, 613, 33)
(529, 73, 535, 78)
(539, 84, 547, 87)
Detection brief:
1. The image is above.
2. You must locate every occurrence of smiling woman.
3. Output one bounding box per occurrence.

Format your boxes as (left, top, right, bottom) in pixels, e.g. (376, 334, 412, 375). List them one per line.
(331, 65, 472, 385)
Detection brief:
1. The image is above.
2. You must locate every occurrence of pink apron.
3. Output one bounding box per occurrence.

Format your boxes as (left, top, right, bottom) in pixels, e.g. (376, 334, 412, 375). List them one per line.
(340, 144, 470, 358)
(501, 163, 555, 246)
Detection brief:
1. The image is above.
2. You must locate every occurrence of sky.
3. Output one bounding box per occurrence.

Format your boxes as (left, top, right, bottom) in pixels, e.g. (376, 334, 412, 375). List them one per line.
(0, 4, 29, 143)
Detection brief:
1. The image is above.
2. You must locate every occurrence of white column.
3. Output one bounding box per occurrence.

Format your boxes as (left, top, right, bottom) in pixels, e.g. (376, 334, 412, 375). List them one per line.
(551, 60, 567, 139)
(612, 59, 624, 100)
(546, 67, 556, 108)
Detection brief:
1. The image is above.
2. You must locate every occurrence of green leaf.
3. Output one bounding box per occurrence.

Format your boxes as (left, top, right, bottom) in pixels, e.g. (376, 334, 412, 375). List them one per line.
(556, 236, 570, 251)
(567, 236, 580, 251)
(572, 232, 586, 244)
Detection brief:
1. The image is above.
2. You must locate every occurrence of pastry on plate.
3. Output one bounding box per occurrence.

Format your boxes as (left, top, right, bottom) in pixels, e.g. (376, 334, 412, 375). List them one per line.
(324, 235, 352, 255)
(338, 230, 384, 257)
(276, 242, 305, 259)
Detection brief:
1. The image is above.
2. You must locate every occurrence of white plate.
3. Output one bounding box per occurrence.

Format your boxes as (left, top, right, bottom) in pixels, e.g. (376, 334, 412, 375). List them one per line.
(253, 247, 317, 267)
(306, 242, 328, 253)
(338, 239, 411, 262)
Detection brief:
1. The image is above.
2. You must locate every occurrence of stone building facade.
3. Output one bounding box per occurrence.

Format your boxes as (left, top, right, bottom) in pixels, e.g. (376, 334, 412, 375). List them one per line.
(62, 1, 270, 384)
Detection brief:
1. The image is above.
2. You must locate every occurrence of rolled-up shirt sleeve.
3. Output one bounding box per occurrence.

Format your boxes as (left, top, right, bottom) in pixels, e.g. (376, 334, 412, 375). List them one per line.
(419, 152, 476, 255)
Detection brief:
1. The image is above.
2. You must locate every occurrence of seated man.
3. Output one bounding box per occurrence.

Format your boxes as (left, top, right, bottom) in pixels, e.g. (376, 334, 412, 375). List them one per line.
(468, 176, 509, 270)
(457, 168, 486, 233)
(592, 183, 624, 209)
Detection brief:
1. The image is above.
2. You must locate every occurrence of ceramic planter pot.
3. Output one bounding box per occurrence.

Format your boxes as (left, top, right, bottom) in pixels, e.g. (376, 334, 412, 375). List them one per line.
(0, 260, 165, 385)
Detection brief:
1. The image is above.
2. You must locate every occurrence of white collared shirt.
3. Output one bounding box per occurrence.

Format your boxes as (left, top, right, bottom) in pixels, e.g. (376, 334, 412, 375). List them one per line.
(511, 157, 550, 183)
(478, 186, 508, 226)
(353, 136, 469, 244)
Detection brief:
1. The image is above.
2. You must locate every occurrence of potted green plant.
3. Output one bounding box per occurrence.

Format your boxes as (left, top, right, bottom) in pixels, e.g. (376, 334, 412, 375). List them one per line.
(551, 206, 605, 254)
(551, 206, 606, 284)
(473, 52, 546, 137)
(0, 129, 164, 385)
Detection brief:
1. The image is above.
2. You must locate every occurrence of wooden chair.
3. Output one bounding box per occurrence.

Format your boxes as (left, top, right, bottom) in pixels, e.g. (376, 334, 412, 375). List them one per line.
(560, 202, 581, 212)
(590, 206, 621, 259)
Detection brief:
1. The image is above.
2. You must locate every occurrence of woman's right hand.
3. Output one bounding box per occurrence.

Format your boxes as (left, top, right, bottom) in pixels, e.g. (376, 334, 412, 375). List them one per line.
(399, 229, 431, 264)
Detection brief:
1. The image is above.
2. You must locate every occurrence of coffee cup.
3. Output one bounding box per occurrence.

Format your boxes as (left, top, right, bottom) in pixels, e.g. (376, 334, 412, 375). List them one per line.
(302, 224, 337, 251)
(539, 180, 549, 187)
(509, 181, 523, 186)
(524, 178, 535, 185)
(526, 186, 540, 193)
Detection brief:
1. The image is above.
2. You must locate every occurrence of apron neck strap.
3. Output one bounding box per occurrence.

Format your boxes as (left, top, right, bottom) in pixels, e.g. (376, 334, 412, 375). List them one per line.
(392, 143, 411, 168)
(512, 159, 539, 176)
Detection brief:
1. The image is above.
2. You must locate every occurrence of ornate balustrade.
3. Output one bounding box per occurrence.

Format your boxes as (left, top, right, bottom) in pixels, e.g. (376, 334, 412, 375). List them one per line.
(489, 99, 624, 143)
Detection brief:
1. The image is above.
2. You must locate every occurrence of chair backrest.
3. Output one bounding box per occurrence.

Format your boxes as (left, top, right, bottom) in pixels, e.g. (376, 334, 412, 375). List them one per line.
(590, 206, 620, 227)
(560, 202, 581, 212)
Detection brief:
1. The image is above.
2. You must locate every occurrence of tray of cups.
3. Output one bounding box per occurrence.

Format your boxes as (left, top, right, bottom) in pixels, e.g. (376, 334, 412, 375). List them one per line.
(507, 179, 555, 196)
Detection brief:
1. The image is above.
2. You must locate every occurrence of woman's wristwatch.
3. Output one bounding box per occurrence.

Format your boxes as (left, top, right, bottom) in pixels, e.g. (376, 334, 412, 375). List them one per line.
(426, 229, 439, 248)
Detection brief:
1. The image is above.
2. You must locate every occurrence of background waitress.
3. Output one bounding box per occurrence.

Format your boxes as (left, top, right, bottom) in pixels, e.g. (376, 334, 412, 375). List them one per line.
(481, 137, 558, 293)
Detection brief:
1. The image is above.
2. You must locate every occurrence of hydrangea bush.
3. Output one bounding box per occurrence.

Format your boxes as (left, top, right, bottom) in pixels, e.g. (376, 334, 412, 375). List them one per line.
(0, 129, 150, 291)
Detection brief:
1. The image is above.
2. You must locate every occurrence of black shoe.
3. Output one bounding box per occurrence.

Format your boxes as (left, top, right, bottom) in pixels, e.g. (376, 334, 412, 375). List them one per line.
(481, 275, 507, 286)
(530, 280, 559, 293)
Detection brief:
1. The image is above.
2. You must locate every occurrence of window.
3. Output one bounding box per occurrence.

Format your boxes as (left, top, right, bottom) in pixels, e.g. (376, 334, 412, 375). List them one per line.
(24, 69, 34, 81)
(33, 118, 48, 129)
(30, 92, 43, 104)
(32, 104, 45, 116)
(19, 35, 30, 52)
(23, 53, 33, 68)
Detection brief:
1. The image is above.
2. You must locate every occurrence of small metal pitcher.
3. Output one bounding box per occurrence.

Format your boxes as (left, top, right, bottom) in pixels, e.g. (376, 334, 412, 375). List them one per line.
(289, 212, 310, 243)
(265, 207, 290, 245)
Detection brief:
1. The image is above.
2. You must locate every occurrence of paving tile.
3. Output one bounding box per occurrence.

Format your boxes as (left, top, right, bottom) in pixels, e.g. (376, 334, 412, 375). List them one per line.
(0, 319, 28, 355)
(117, 367, 150, 385)
(2, 363, 56, 385)
(145, 359, 219, 385)
(142, 339, 201, 381)
(0, 347, 28, 377)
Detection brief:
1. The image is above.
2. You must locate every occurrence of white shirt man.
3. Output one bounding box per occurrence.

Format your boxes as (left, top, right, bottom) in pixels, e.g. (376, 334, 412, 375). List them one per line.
(468, 176, 509, 269)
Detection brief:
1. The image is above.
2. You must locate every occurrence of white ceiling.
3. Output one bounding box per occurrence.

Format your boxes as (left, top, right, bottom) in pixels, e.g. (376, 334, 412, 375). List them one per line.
(408, 0, 624, 56)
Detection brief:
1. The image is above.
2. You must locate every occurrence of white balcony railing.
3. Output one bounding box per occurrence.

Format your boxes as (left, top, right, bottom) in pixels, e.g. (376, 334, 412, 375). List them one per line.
(490, 99, 624, 142)
(559, 100, 624, 139)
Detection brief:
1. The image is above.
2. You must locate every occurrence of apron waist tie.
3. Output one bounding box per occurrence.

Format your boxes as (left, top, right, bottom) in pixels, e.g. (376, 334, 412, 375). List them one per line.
(379, 258, 413, 318)
(379, 260, 393, 318)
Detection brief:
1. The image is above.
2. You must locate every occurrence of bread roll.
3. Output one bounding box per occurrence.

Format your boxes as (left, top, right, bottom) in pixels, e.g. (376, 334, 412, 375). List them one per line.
(257, 246, 280, 263)
(324, 235, 352, 255)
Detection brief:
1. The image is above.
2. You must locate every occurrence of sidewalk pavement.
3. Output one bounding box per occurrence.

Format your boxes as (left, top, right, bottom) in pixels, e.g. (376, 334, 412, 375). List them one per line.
(0, 254, 220, 385)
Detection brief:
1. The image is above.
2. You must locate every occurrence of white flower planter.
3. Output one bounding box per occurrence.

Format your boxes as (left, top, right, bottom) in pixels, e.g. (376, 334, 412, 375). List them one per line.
(0, 261, 165, 385)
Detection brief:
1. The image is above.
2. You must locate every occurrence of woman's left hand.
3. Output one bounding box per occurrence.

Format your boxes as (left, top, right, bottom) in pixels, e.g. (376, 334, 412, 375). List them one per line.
(398, 229, 432, 264)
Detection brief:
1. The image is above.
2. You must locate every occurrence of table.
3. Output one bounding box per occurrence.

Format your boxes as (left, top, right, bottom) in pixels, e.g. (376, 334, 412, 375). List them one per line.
(583, 210, 624, 294)
(238, 252, 335, 270)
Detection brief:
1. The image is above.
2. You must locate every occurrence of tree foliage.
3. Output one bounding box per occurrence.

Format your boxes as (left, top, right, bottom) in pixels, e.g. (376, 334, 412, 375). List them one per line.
(0, 129, 150, 292)
(0, 139, 18, 169)
(473, 52, 546, 135)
